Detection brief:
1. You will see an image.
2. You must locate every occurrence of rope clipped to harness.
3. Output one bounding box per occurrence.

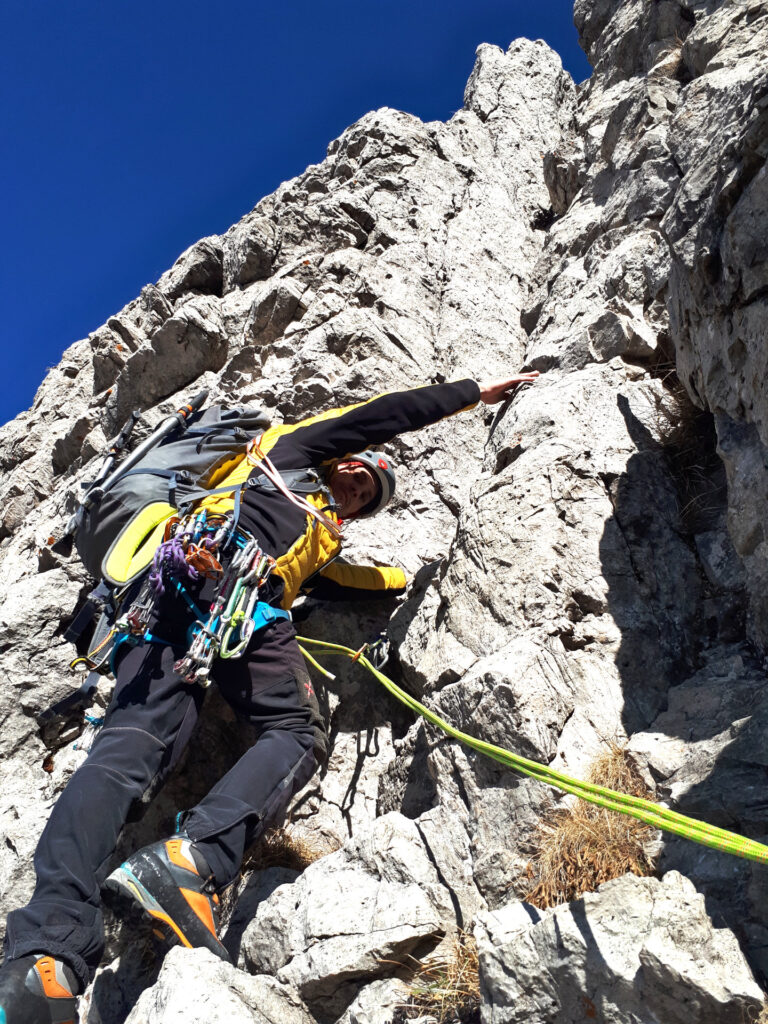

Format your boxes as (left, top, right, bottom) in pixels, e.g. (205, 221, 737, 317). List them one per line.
(296, 635, 768, 868)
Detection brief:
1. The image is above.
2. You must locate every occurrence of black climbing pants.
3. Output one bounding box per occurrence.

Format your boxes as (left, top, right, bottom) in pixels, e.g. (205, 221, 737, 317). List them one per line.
(3, 590, 326, 991)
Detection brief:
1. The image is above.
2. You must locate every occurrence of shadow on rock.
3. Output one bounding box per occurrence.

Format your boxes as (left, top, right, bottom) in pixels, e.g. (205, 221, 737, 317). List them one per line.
(599, 393, 706, 732)
(601, 392, 768, 982)
(86, 929, 162, 1024)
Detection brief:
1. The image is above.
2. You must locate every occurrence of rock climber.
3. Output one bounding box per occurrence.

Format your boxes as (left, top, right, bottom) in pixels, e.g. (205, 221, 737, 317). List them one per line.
(0, 371, 538, 1023)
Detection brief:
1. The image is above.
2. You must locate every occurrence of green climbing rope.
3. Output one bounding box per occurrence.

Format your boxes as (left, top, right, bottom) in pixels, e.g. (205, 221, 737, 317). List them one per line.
(297, 636, 768, 867)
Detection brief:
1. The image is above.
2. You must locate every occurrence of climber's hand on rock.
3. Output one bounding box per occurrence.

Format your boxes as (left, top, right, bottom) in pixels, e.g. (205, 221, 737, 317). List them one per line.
(477, 372, 540, 404)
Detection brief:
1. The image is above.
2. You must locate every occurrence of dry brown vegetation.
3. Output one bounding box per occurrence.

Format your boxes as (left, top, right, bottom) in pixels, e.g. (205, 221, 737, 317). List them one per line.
(220, 826, 337, 927)
(394, 932, 480, 1024)
(522, 744, 657, 909)
(649, 33, 686, 80)
(244, 825, 337, 873)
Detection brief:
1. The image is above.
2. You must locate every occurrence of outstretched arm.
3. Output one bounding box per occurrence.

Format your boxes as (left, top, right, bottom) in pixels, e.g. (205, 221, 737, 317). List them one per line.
(266, 373, 540, 469)
(268, 379, 480, 467)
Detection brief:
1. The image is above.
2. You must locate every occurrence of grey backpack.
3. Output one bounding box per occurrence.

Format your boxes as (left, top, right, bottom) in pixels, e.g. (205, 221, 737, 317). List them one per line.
(74, 404, 271, 586)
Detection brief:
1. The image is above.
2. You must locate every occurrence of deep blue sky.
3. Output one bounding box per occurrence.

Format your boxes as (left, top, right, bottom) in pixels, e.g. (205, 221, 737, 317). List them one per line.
(1, 1, 590, 427)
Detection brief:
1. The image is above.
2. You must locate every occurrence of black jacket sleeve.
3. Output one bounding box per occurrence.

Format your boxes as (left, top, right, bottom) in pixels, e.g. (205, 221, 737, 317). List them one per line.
(269, 379, 481, 468)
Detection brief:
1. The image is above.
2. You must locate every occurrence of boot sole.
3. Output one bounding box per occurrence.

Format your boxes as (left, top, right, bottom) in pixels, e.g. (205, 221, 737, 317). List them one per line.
(104, 864, 230, 962)
(0, 958, 78, 1024)
(105, 866, 192, 948)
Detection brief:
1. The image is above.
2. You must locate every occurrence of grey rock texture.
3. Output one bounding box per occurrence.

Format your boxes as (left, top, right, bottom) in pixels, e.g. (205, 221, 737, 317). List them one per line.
(475, 871, 765, 1024)
(1, 1, 767, 1021)
(660, 0, 768, 645)
(239, 814, 447, 1014)
(335, 978, 411, 1024)
(115, 947, 311, 1024)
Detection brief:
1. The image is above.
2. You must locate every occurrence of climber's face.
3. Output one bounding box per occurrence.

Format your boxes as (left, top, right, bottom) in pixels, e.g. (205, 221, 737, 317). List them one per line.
(328, 461, 379, 518)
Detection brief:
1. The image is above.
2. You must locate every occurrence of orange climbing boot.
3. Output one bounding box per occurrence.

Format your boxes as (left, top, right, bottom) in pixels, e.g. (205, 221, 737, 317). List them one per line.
(0, 953, 79, 1024)
(104, 835, 230, 962)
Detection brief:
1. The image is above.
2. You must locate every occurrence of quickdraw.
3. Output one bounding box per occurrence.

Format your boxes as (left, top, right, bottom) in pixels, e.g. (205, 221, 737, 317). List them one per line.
(219, 547, 276, 659)
(107, 512, 287, 687)
(174, 538, 282, 686)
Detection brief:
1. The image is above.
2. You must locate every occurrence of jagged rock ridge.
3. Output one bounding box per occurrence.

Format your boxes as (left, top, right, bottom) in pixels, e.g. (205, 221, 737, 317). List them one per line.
(0, 1, 767, 1021)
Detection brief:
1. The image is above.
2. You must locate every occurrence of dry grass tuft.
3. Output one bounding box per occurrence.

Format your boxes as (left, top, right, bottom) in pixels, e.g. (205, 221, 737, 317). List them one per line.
(244, 825, 337, 874)
(753, 1002, 768, 1024)
(393, 932, 480, 1024)
(656, 381, 726, 534)
(650, 42, 683, 79)
(649, 30, 689, 81)
(522, 744, 657, 909)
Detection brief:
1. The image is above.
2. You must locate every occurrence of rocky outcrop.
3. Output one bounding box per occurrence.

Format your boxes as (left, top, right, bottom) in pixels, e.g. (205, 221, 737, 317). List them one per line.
(117, 948, 312, 1024)
(660, 0, 768, 646)
(475, 871, 765, 1024)
(1, 1, 767, 1021)
(236, 815, 448, 1013)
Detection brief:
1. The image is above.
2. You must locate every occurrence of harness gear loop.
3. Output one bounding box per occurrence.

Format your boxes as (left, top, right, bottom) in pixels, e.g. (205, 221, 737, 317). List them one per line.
(102, 514, 286, 688)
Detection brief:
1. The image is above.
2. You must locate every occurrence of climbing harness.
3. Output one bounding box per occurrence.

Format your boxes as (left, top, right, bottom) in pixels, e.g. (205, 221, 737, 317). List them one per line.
(105, 510, 289, 688)
(45, 511, 288, 739)
(172, 533, 285, 687)
(52, 392, 339, 713)
(296, 636, 768, 868)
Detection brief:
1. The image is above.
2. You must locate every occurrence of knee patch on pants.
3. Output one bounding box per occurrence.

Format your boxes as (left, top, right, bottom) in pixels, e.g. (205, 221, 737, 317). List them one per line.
(85, 725, 168, 805)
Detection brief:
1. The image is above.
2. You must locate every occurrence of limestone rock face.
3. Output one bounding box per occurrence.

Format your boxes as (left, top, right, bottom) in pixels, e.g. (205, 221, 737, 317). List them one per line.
(475, 872, 765, 1024)
(660, 0, 768, 644)
(1, 2, 767, 1021)
(115, 948, 312, 1024)
(238, 815, 447, 1014)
